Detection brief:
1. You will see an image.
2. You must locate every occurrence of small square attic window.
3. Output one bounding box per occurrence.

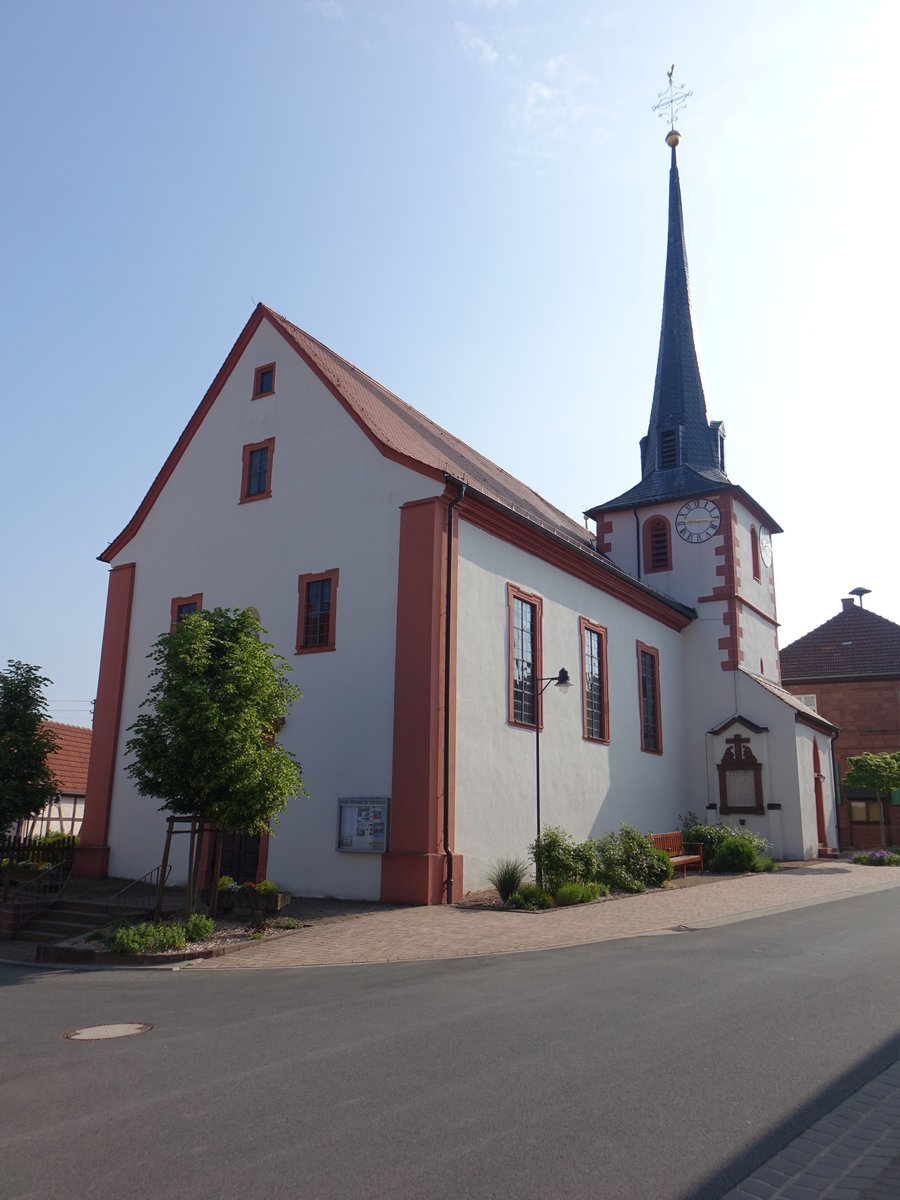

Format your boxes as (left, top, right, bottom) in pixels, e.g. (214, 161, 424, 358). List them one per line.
(253, 363, 275, 398)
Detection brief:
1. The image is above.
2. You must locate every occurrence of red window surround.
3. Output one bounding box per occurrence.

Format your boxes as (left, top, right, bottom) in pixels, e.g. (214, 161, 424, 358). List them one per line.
(240, 437, 275, 503)
(580, 617, 609, 743)
(750, 525, 761, 581)
(252, 362, 276, 398)
(296, 569, 340, 653)
(636, 640, 663, 754)
(507, 582, 543, 729)
(642, 515, 672, 574)
(170, 593, 203, 633)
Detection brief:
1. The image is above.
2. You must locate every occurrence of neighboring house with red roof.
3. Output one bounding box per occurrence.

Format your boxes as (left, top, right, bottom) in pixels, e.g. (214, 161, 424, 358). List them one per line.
(18, 721, 92, 839)
(78, 138, 838, 900)
(781, 599, 900, 850)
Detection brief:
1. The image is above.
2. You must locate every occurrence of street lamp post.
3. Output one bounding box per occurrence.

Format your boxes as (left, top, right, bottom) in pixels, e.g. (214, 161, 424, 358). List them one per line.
(534, 668, 572, 889)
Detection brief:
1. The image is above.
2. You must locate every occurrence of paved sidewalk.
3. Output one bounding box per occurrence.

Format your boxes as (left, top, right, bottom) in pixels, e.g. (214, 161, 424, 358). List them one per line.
(185, 861, 900, 971)
(723, 1056, 900, 1200)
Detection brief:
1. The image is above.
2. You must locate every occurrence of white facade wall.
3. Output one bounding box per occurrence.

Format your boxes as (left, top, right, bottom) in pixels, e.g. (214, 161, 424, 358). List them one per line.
(454, 521, 688, 890)
(106, 322, 439, 897)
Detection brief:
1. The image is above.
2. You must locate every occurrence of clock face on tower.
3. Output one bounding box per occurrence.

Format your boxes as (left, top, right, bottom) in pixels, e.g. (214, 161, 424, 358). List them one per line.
(759, 527, 773, 567)
(675, 498, 721, 543)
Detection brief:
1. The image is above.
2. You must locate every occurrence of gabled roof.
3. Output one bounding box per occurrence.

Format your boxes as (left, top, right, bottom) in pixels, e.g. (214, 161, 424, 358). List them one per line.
(780, 604, 900, 681)
(45, 721, 92, 795)
(101, 303, 594, 563)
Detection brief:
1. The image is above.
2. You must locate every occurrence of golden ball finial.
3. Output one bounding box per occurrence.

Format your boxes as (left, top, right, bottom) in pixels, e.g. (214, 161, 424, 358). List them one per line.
(666, 129, 681, 147)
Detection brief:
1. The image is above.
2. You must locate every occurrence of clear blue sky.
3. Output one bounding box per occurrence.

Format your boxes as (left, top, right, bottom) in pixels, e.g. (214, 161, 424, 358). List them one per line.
(2, 1, 897, 726)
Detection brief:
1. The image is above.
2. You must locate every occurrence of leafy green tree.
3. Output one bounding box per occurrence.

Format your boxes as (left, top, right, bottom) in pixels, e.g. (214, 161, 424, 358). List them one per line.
(843, 752, 900, 847)
(126, 608, 305, 833)
(0, 661, 59, 835)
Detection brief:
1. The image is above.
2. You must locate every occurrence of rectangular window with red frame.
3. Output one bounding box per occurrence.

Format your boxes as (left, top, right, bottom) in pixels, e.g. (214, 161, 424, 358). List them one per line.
(636, 640, 662, 753)
(507, 583, 542, 728)
(296, 569, 339, 653)
(580, 617, 609, 742)
(240, 437, 275, 502)
(170, 593, 203, 633)
(252, 362, 276, 398)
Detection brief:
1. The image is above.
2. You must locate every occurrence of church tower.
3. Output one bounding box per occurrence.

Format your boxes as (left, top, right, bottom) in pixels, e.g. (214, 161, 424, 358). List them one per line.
(585, 127, 782, 679)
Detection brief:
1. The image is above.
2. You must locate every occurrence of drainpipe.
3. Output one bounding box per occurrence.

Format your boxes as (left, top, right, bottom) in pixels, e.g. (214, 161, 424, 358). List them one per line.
(633, 505, 641, 580)
(443, 478, 467, 903)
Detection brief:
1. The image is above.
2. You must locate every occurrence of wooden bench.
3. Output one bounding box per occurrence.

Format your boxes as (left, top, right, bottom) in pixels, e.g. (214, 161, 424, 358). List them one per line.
(651, 832, 704, 877)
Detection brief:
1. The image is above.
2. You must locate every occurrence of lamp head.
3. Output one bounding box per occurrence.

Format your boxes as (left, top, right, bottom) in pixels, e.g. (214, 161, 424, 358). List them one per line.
(555, 668, 572, 693)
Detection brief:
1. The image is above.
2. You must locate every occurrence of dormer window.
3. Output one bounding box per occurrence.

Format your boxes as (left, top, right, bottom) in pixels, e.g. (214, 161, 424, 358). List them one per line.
(659, 429, 678, 469)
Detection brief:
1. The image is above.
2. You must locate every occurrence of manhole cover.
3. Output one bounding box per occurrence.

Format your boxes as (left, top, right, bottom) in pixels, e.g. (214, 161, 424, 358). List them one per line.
(65, 1023, 153, 1041)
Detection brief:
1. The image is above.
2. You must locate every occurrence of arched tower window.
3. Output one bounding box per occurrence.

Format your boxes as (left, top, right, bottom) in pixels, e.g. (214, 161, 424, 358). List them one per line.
(751, 526, 761, 581)
(642, 515, 672, 574)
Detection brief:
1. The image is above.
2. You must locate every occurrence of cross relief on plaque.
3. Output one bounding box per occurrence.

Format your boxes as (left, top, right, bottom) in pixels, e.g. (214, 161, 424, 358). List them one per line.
(717, 733, 764, 815)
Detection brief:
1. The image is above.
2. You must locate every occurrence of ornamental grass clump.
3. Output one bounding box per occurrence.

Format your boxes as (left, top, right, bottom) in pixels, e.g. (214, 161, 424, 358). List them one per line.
(487, 856, 529, 903)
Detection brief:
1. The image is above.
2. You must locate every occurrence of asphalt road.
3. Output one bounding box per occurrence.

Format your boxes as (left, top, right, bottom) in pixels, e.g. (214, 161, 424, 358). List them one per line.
(3, 887, 900, 1200)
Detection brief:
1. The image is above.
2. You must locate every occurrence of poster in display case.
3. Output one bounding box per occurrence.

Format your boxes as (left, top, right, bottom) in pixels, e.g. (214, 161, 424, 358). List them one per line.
(337, 797, 389, 853)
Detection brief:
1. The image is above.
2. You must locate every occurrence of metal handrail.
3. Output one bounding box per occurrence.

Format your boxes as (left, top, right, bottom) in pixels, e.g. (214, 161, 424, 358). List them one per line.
(108, 864, 172, 917)
(8, 861, 73, 931)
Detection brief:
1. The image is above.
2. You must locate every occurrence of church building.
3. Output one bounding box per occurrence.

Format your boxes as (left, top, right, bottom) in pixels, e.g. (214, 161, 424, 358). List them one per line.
(77, 130, 838, 903)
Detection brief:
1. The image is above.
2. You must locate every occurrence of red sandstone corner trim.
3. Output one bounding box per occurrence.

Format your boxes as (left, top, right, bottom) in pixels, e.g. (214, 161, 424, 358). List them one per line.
(381, 495, 462, 904)
(595, 515, 614, 555)
(77, 563, 136, 874)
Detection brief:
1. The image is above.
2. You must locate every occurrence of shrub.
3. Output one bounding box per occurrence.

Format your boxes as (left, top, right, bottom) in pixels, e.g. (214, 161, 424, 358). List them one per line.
(254, 879, 278, 894)
(530, 827, 595, 896)
(756, 856, 777, 872)
(184, 913, 215, 942)
(487, 856, 529, 903)
(709, 839, 759, 873)
(647, 845, 675, 885)
(508, 884, 554, 910)
(217, 875, 237, 891)
(35, 831, 80, 847)
(680, 812, 768, 859)
(106, 921, 186, 954)
(555, 880, 608, 906)
(594, 823, 672, 892)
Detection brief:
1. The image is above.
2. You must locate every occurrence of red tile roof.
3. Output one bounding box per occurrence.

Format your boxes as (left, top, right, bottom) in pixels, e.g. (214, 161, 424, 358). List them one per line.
(780, 605, 900, 681)
(264, 307, 593, 549)
(44, 721, 92, 796)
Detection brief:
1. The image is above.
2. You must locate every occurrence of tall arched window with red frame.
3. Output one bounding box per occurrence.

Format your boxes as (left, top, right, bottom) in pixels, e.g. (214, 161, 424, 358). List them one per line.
(642, 516, 672, 573)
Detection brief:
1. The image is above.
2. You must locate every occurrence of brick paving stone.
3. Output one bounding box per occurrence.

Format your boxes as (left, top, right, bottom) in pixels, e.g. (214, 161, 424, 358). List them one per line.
(780, 1181, 825, 1199)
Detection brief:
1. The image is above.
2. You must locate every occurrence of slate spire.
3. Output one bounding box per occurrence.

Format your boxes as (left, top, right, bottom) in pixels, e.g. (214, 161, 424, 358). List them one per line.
(587, 130, 728, 515)
(640, 132, 724, 480)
